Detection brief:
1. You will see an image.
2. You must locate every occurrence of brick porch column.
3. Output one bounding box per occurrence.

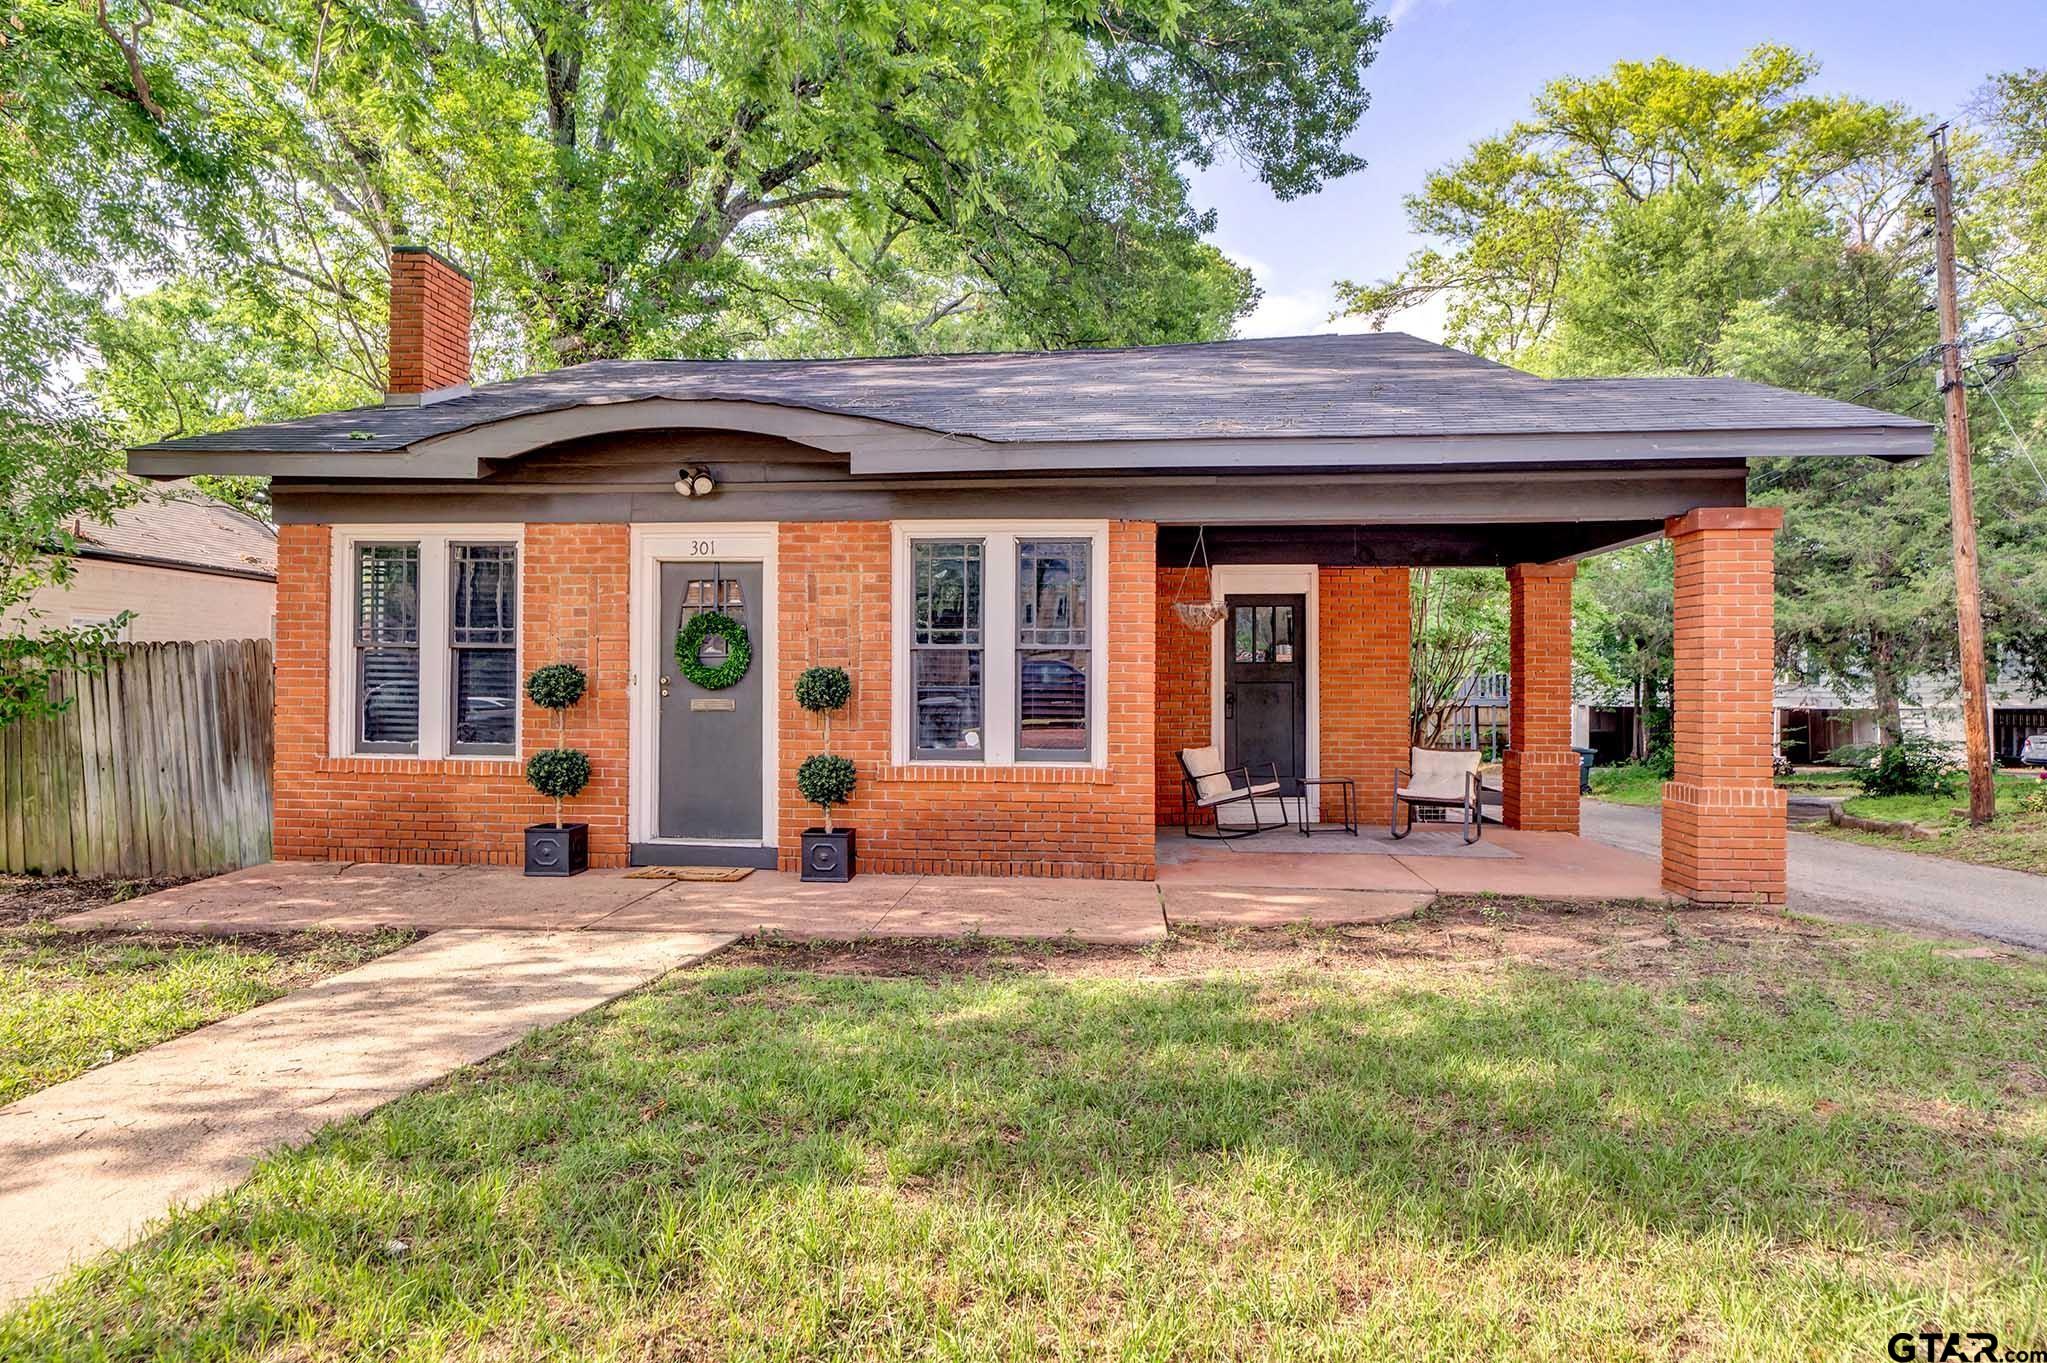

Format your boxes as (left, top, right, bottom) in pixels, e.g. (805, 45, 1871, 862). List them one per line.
(1503, 562, 1579, 833)
(1662, 507, 1787, 904)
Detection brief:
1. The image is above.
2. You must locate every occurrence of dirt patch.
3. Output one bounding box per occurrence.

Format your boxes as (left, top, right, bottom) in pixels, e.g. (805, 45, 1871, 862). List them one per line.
(711, 897, 1848, 983)
(0, 874, 200, 928)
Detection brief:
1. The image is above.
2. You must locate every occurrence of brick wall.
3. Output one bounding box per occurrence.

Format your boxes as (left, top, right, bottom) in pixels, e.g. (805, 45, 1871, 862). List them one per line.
(272, 523, 630, 866)
(776, 520, 1158, 878)
(1151, 566, 1410, 827)
(1154, 566, 1214, 825)
(1503, 562, 1580, 833)
(1318, 567, 1411, 825)
(1662, 507, 1787, 904)
(388, 247, 471, 395)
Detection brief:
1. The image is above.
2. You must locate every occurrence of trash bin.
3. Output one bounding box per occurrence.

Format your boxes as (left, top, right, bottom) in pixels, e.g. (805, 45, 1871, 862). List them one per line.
(1572, 746, 1597, 794)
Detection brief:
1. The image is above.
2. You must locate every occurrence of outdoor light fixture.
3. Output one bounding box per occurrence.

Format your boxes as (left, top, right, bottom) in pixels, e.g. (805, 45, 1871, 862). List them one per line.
(674, 465, 717, 498)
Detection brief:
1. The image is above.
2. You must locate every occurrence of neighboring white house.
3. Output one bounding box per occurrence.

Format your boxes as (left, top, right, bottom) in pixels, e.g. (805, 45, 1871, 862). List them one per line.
(9, 483, 277, 642)
(1575, 678, 2047, 767)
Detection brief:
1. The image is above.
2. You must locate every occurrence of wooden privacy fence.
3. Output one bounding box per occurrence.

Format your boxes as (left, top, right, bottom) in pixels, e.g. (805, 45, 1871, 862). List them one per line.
(1, 639, 274, 877)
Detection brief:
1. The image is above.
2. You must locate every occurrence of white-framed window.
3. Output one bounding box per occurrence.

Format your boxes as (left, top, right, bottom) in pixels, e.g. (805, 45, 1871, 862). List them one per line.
(893, 522, 1106, 767)
(331, 526, 522, 759)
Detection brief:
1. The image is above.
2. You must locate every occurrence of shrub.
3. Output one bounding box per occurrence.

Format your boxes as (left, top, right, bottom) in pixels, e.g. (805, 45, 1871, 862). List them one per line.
(523, 663, 591, 826)
(1833, 734, 1960, 798)
(794, 665, 852, 715)
(794, 666, 854, 832)
(797, 753, 857, 816)
(524, 662, 587, 711)
(1645, 743, 1676, 780)
(526, 748, 591, 802)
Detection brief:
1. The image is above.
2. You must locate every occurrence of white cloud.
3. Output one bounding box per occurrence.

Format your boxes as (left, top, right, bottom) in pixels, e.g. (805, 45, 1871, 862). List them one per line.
(1383, 0, 1447, 26)
(1231, 254, 1448, 343)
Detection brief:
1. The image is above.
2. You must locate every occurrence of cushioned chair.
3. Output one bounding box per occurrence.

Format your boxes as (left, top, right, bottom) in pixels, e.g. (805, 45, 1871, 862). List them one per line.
(1178, 745, 1288, 840)
(1391, 746, 1484, 844)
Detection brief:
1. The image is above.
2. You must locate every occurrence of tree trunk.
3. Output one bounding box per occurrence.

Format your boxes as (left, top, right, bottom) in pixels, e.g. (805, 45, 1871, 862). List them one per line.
(1871, 640, 1904, 748)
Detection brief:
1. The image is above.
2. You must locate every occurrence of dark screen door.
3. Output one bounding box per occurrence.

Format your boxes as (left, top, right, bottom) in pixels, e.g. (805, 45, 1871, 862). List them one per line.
(1223, 593, 1308, 797)
(658, 561, 764, 840)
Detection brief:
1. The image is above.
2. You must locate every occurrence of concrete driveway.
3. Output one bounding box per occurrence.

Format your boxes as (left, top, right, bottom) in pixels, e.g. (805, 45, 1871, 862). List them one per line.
(1582, 802, 2047, 951)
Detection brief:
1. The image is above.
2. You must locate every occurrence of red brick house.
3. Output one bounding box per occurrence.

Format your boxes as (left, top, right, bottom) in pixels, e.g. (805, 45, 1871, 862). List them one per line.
(131, 249, 1930, 904)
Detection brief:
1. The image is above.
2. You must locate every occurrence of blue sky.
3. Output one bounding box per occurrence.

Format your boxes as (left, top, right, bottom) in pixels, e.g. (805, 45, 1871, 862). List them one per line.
(1199, 0, 2047, 341)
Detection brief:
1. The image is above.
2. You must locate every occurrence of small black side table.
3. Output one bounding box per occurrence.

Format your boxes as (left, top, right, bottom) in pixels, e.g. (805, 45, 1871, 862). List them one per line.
(1298, 777, 1358, 837)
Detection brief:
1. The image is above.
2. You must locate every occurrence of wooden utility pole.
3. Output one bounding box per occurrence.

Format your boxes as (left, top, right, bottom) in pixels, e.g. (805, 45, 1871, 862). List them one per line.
(1929, 124, 1997, 825)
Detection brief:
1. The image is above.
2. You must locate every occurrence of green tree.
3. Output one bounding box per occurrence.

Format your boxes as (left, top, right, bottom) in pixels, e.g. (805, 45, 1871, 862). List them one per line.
(0, 401, 139, 727)
(1339, 46, 2047, 738)
(61, 0, 1385, 415)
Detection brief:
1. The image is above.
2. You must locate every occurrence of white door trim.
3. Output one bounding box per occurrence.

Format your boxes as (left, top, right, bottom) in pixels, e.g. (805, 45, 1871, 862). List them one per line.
(628, 523, 779, 848)
(1208, 564, 1320, 823)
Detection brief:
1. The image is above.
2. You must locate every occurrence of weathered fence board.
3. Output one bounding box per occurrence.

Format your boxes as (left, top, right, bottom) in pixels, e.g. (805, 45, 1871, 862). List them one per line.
(0, 640, 273, 878)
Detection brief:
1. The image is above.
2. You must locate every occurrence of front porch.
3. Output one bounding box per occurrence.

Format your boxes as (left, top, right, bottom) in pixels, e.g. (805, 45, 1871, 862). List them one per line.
(1154, 504, 1789, 905)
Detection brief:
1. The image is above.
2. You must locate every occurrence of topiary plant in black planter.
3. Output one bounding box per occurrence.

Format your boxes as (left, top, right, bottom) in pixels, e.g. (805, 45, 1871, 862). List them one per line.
(794, 665, 856, 881)
(523, 662, 591, 876)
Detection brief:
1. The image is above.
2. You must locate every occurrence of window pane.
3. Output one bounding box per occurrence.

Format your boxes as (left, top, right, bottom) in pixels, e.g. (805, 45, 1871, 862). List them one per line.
(1274, 606, 1295, 663)
(451, 544, 515, 645)
(360, 648, 419, 747)
(914, 649, 983, 755)
(1020, 650, 1088, 755)
(913, 541, 982, 645)
(355, 545, 419, 645)
(1234, 607, 1254, 662)
(452, 649, 516, 749)
(1017, 539, 1089, 647)
(1254, 606, 1273, 662)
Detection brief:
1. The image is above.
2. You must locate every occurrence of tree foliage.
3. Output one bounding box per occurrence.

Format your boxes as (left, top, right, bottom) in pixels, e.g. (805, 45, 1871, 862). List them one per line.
(50, 0, 1385, 433)
(1343, 47, 2047, 736)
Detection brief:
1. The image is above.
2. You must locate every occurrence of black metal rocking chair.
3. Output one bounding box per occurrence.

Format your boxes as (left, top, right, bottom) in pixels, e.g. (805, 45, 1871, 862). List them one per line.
(1178, 745, 1290, 840)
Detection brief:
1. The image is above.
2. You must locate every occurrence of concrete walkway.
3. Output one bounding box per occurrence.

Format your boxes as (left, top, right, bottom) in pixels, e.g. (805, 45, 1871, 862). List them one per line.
(0, 928, 730, 1307)
(1582, 802, 2047, 951)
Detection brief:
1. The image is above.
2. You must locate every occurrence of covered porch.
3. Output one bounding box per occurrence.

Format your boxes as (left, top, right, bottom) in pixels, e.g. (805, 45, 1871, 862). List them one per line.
(1153, 498, 1787, 905)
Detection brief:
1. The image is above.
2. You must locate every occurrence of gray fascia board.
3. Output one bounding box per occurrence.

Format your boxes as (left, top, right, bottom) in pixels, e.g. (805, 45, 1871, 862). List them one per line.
(130, 396, 982, 480)
(847, 425, 1932, 474)
(129, 406, 1930, 482)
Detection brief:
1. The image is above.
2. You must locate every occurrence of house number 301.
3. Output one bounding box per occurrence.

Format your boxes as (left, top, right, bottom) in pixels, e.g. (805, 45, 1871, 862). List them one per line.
(691, 540, 716, 556)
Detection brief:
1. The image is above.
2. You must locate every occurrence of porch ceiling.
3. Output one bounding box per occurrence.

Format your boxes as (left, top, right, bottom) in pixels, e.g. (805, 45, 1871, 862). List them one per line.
(1159, 521, 1666, 568)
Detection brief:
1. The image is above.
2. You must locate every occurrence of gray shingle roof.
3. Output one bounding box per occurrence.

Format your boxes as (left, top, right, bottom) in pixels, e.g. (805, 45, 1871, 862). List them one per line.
(74, 482, 277, 579)
(132, 333, 1929, 457)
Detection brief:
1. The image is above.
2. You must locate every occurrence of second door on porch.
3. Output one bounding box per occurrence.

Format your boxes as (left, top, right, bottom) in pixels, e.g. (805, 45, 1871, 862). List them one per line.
(1224, 593, 1307, 799)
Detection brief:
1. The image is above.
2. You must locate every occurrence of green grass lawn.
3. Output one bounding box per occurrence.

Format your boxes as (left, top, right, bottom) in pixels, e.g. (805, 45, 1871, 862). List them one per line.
(6, 902, 2043, 1360)
(1819, 774, 2047, 874)
(0, 925, 415, 1105)
(1586, 761, 1665, 804)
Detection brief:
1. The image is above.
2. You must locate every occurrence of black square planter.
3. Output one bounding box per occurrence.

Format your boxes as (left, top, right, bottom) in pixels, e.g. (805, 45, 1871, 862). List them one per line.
(800, 827, 856, 882)
(524, 822, 588, 877)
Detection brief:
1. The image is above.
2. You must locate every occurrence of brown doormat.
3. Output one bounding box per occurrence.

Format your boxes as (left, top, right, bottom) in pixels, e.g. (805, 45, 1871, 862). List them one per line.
(624, 866, 755, 883)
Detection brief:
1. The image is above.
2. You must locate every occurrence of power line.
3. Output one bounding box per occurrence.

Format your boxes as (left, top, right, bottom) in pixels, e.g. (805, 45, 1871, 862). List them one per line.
(1959, 257, 2047, 318)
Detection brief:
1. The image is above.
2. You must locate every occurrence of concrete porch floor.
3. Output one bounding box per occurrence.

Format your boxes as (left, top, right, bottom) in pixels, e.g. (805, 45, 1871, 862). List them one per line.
(57, 828, 1672, 945)
(54, 862, 1173, 945)
(1156, 826, 1674, 901)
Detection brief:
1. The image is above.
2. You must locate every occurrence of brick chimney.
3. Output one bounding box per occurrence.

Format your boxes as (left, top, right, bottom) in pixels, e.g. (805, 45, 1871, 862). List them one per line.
(386, 245, 472, 406)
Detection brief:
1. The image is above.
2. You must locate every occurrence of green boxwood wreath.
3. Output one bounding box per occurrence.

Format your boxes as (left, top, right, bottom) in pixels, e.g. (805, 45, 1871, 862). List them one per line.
(674, 611, 753, 690)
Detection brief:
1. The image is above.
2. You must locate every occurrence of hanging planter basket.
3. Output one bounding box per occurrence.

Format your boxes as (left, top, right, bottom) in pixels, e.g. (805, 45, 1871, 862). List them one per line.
(1167, 526, 1227, 632)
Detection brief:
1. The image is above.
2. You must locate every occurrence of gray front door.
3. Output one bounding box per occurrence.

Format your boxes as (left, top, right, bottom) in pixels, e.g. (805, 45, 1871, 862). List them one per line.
(1223, 593, 1308, 798)
(658, 561, 764, 840)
